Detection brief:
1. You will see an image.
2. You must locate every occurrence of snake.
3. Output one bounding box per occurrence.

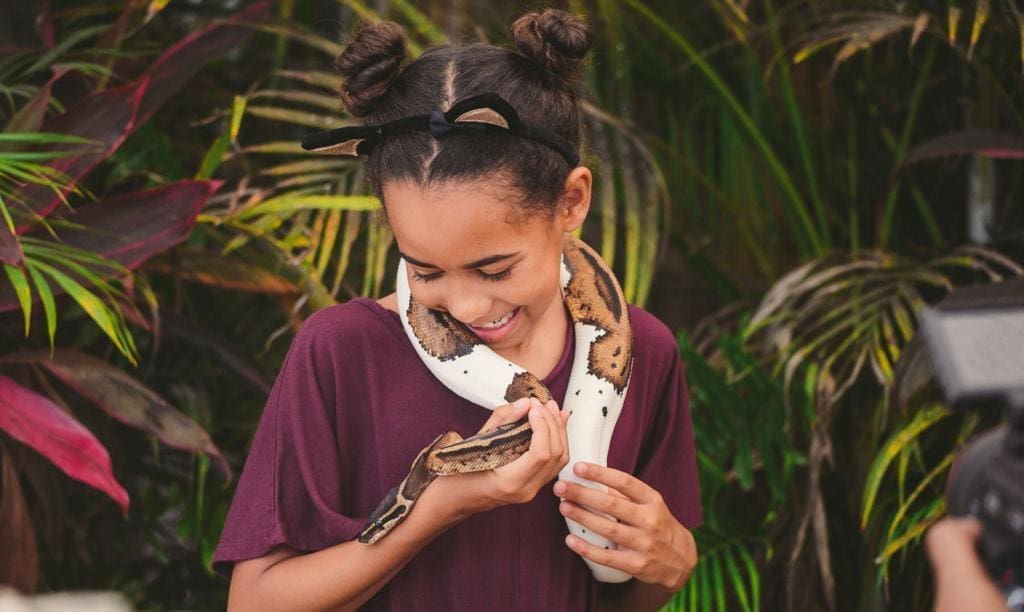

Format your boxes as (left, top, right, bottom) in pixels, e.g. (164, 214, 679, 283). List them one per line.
(358, 234, 634, 583)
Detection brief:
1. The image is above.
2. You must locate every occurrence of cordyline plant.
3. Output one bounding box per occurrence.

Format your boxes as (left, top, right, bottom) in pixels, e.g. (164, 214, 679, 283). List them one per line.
(0, 1, 270, 592)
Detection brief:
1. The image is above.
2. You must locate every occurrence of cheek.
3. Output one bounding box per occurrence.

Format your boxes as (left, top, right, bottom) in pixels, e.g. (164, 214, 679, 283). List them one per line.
(406, 273, 445, 309)
(520, 257, 563, 306)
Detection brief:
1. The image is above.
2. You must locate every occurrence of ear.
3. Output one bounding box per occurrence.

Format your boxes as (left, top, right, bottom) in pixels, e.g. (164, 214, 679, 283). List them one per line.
(559, 166, 592, 233)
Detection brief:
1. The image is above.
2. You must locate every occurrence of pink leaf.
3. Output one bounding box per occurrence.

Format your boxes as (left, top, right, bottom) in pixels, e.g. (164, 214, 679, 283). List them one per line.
(0, 226, 20, 267)
(134, 1, 271, 127)
(3, 67, 68, 134)
(50, 179, 222, 269)
(25, 349, 232, 480)
(0, 180, 221, 313)
(10, 79, 147, 231)
(903, 129, 1024, 167)
(8, 1, 270, 234)
(0, 376, 129, 514)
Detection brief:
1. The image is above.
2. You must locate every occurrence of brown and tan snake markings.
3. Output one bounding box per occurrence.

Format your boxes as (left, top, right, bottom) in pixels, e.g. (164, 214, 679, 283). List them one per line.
(503, 371, 554, 404)
(428, 420, 532, 474)
(562, 237, 633, 393)
(406, 300, 480, 361)
(359, 431, 459, 544)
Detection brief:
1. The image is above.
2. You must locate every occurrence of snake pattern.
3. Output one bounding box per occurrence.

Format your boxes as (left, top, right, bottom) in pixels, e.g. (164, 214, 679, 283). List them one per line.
(358, 235, 633, 583)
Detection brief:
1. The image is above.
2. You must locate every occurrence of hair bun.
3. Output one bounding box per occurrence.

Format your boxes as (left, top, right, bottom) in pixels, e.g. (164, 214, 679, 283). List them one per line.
(510, 9, 593, 82)
(335, 21, 407, 117)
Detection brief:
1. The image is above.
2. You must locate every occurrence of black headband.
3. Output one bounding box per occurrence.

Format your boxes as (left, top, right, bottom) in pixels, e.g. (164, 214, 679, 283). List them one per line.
(300, 93, 579, 168)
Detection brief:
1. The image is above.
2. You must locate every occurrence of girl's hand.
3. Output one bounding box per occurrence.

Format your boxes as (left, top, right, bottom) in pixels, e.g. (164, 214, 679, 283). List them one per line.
(553, 463, 697, 592)
(429, 397, 570, 518)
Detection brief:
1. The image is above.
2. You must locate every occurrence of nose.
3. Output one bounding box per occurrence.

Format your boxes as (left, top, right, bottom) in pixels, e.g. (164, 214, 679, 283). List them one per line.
(444, 282, 491, 326)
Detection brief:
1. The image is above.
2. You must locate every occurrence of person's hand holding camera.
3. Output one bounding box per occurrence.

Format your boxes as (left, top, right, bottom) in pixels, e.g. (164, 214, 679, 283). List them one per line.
(926, 517, 1005, 612)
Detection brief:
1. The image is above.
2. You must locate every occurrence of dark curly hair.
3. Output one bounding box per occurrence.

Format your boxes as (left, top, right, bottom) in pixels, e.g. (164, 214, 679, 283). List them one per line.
(335, 9, 593, 216)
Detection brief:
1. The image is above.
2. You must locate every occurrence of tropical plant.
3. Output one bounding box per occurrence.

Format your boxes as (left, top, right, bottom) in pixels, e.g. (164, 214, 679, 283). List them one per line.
(666, 327, 805, 612)
(0, 1, 270, 596)
(744, 247, 1021, 608)
(4, 1, 1023, 610)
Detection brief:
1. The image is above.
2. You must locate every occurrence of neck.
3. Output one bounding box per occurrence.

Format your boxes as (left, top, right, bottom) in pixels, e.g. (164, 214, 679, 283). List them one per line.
(494, 291, 569, 381)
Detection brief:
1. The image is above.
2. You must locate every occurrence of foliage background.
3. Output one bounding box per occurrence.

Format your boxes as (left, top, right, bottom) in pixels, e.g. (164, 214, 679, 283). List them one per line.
(1, 0, 1022, 610)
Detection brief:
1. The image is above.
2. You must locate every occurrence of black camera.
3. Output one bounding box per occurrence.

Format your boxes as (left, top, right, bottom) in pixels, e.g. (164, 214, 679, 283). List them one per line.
(918, 277, 1024, 609)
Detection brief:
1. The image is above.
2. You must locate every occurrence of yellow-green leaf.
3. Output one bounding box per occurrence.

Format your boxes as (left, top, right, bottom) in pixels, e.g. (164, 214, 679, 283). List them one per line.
(251, 89, 340, 112)
(230, 95, 248, 141)
(948, 6, 962, 45)
(246, 106, 341, 130)
(25, 263, 56, 349)
(861, 404, 950, 528)
(239, 195, 380, 219)
(884, 452, 956, 546)
(259, 159, 352, 176)
(196, 134, 231, 180)
(240, 141, 305, 155)
(276, 69, 343, 91)
(31, 260, 136, 364)
(967, 0, 989, 61)
(877, 499, 945, 562)
(4, 264, 32, 336)
(145, 0, 171, 23)
(390, 0, 448, 45)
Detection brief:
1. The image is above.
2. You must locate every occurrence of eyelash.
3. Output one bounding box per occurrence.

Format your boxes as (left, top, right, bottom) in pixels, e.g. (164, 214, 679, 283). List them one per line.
(412, 266, 514, 283)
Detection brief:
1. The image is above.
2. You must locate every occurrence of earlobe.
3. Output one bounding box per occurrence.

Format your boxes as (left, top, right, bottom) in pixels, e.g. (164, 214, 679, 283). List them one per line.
(561, 167, 592, 233)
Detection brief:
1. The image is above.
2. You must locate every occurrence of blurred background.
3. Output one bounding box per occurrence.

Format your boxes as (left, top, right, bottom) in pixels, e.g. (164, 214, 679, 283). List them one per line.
(0, 1, 1021, 610)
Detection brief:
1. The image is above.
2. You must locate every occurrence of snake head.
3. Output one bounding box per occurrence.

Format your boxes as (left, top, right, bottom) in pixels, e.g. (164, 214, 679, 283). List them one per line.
(359, 485, 408, 544)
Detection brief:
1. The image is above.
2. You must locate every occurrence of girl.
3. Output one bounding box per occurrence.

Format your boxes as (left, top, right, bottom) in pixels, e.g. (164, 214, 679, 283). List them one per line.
(213, 9, 700, 611)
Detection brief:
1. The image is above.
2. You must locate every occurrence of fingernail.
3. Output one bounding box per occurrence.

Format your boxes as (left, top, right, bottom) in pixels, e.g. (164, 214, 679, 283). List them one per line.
(514, 398, 530, 410)
(553, 481, 567, 496)
(559, 502, 571, 515)
(565, 535, 578, 548)
(546, 400, 558, 413)
(574, 462, 588, 476)
(530, 397, 542, 409)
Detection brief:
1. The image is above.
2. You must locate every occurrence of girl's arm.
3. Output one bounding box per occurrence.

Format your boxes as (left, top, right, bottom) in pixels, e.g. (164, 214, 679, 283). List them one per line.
(227, 398, 570, 612)
(228, 475, 466, 612)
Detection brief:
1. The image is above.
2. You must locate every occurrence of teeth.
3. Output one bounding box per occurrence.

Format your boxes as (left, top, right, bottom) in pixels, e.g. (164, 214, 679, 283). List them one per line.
(478, 308, 516, 329)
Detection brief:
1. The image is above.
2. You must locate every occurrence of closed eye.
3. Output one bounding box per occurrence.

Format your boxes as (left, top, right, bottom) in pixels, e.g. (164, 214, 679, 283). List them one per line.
(411, 269, 442, 283)
(411, 265, 515, 283)
(479, 265, 514, 282)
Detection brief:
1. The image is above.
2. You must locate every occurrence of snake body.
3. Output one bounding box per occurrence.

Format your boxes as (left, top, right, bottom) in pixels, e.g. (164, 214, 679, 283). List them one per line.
(359, 235, 633, 583)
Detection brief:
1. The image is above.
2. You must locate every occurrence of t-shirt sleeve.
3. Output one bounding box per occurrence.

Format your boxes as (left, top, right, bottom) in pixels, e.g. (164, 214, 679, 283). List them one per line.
(211, 308, 365, 578)
(633, 321, 703, 530)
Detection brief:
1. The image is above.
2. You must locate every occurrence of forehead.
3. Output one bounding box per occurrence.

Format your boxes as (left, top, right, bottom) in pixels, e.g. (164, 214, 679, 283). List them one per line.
(383, 179, 551, 265)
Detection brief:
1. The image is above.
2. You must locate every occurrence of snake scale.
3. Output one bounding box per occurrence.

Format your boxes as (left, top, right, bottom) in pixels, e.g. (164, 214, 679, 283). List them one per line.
(358, 234, 634, 583)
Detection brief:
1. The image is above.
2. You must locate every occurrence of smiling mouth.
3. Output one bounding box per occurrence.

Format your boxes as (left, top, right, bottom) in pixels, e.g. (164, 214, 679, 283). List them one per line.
(468, 307, 520, 330)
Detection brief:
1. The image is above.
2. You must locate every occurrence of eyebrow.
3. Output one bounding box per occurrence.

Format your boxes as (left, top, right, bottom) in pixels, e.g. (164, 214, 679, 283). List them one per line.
(399, 251, 520, 270)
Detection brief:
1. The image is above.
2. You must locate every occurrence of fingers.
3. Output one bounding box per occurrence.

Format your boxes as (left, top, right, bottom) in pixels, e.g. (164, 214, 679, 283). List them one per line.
(478, 397, 531, 434)
(554, 400, 570, 461)
(556, 479, 641, 526)
(571, 462, 659, 505)
(559, 499, 644, 551)
(543, 400, 564, 458)
(563, 533, 643, 577)
(480, 397, 571, 506)
(500, 399, 569, 491)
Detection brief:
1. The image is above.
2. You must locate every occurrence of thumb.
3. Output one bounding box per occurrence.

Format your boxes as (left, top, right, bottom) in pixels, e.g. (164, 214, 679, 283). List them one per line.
(478, 397, 532, 434)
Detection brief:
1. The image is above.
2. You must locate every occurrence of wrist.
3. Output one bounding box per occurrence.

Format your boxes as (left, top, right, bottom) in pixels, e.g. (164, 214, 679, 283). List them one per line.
(417, 474, 489, 527)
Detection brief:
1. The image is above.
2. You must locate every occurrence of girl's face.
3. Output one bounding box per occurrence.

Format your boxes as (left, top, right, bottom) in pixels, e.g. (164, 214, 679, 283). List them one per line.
(383, 170, 590, 356)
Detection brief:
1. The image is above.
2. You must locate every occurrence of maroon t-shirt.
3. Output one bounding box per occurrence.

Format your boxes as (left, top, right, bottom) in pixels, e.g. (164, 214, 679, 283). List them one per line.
(213, 298, 701, 610)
